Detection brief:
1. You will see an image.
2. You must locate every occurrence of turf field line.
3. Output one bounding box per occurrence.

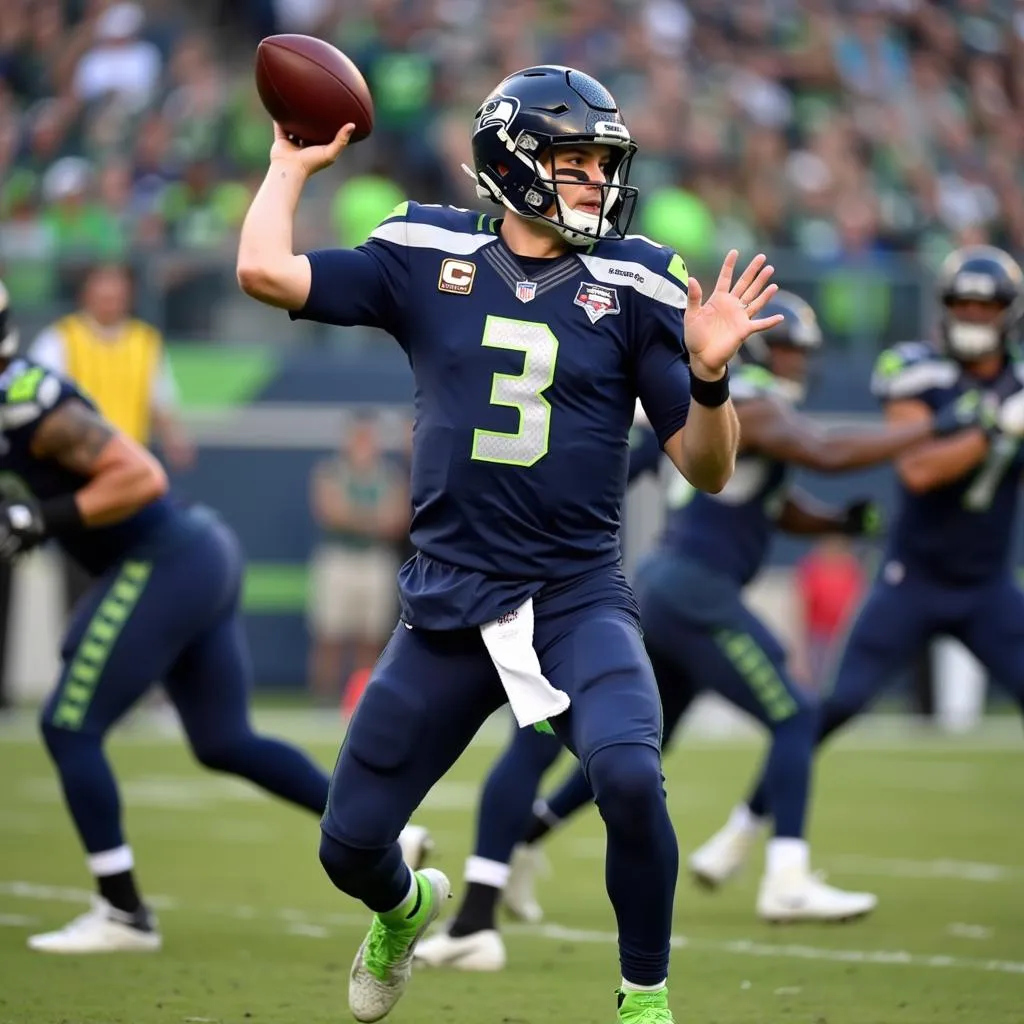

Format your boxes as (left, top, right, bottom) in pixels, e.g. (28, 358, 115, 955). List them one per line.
(5, 879, 1024, 977)
(506, 923, 1024, 976)
(829, 855, 1023, 882)
(2, 708, 1023, 750)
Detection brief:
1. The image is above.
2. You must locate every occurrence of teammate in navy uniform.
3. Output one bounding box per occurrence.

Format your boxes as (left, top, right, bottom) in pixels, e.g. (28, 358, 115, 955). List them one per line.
(0, 283, 428, 956)
(695, 245, 1024, 905)
(413, 291, 986, 970)
(237, 65, 787, 1024)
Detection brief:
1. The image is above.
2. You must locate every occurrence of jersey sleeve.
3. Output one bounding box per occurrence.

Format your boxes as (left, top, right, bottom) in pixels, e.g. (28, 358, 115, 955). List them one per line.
(631, 252, 691, 447)
(871, 342, 957, 408)
(290, 202, 411, 341)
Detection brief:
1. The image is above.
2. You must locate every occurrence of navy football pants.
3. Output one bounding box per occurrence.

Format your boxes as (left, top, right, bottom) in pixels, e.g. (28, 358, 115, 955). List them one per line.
(747, 568, 1024, 816)
(318, 600, 679, 986)
(39, 509, 328, 856)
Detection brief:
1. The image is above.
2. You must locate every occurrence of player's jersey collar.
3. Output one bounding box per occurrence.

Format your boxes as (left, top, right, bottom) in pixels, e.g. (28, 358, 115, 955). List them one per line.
(484, 234, 584, 303)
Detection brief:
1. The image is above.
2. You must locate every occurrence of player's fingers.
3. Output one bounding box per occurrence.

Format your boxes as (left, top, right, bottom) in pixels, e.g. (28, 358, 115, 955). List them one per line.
(686, 275, 702, 311)
(326, 123, 355, 155)
(744, 282, 779, 319)
(731, 253, 767, 298)
(740, 264, 775, 307)
(713, 250, 738, 294)
(746, 312, 785, 335)
(272, 122, 290, 141)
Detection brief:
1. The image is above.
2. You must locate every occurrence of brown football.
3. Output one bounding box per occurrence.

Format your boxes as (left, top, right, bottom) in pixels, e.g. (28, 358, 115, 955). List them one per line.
(255, 34, 374, 146)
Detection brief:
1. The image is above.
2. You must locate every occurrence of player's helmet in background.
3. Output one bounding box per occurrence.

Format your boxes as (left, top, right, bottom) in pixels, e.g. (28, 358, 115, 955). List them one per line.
(465, 65, 639, 247)
(739, 290, 822, 403)
(938, 245, 1024, 361)
(0, 280, 18, 360)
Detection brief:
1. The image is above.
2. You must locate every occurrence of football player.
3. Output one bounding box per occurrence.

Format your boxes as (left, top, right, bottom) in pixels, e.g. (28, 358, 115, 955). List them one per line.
(0, 282, 428, 956)
(414, 291, 986, 970)
(697, 245, 1024, 891)
(238, 64, 782, 1024)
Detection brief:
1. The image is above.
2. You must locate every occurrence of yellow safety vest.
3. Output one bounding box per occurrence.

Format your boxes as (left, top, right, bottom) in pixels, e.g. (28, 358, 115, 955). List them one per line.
(57, 314, 162, 445)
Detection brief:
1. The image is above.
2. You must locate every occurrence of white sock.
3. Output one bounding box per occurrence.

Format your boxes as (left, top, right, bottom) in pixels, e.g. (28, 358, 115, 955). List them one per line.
(765, 837, 809, 877)
(87, 845, 134, 876)
(532, 799, 562, 828)
(464, 856, 510, 890)
(621, 978, 667, 993)
(728, 803, 766, 835)
(381, 867, 417, 916)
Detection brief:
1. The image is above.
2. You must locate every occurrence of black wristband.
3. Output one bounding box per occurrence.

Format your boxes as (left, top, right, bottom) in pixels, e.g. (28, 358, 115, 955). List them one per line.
(689, 364, 730, 408)
(39, 494, 85, 535)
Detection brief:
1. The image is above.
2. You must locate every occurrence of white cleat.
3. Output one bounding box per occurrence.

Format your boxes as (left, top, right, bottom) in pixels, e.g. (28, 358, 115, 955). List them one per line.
(688, 821, 758, 889)
(349, 868, 451, 1023)
(757, 870, 878, 923)
(397, 824, 433, 871)
(502, 844, 547, 923)
(27, 897, 161, 954)
(414, 925, 507, 971)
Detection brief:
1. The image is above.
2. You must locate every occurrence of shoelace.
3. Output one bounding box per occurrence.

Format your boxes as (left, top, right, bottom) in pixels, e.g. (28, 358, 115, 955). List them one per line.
(619, 991, 671, 1023)
(364, 916, 418, 979)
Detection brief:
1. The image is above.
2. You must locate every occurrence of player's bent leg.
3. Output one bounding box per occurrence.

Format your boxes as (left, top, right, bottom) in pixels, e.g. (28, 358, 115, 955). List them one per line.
(316, 625, 504, 1022)
(416, 721, 561, 973)
(27, 557, 193, 954)
(169, 610, 330, 814)
(540, 607, 677, 1018)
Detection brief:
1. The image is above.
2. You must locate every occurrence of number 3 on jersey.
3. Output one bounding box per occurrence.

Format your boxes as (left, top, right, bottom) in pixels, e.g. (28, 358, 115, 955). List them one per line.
(471, 316, 559, 467)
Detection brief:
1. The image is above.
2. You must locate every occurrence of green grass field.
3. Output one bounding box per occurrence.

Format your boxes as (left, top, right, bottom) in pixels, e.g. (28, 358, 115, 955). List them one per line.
(1, 709, 1022, 1024)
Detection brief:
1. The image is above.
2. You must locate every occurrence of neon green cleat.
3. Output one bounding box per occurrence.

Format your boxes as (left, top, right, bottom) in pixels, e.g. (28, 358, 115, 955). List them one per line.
(348, 868, 451, 1022)
(617, 987, 675, 1023)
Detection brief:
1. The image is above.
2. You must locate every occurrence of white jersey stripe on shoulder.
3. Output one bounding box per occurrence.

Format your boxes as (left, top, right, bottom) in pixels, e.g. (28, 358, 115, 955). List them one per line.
(577, 254, 687, 309)
(370, 220, 496, 256)
(876, 360, 958, 399)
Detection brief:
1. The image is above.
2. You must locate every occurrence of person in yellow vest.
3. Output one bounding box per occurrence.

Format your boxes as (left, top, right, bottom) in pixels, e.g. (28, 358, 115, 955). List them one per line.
(29, 262, 195, 608)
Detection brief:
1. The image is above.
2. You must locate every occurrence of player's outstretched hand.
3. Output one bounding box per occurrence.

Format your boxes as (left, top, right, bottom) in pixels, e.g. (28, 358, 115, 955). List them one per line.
(269, 122, 354, 177)
(684, 250, 784, 379)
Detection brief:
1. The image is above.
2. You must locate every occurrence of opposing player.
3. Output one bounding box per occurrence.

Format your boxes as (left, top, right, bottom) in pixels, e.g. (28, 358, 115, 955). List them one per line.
(0, 283, 428, 956)
(415, 290, 988, 968)
(696, 245, 1024, 888)
(237, 64, 781, 1024)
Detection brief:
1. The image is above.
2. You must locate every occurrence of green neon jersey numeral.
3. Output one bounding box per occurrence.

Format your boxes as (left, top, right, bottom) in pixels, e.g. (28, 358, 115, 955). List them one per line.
(471, 316, 559, 468)
(963, 434, 1020, 511)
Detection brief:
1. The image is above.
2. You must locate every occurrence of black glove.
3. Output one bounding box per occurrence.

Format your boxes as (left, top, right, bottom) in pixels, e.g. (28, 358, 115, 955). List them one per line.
(0, 499, 46, 561)
(932, 389, 997, 438)
(840, 498, 884, 538)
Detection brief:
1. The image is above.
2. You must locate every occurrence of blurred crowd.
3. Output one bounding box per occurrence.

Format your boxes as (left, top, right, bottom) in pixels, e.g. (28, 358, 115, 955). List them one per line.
(2, 0, 1023, 340)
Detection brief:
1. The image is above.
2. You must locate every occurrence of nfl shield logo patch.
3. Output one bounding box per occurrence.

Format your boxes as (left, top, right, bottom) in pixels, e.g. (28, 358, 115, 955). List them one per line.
(574, 282, 620, 324)
(515, 280, 537, 303)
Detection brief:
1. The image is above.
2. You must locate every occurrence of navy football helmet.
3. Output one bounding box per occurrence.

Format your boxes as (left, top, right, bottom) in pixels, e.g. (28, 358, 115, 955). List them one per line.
(0, 280, 17, 360)
(740, 290, 823, 403)
(464, 65, 639, 246)
(937, 245, 1024, 361)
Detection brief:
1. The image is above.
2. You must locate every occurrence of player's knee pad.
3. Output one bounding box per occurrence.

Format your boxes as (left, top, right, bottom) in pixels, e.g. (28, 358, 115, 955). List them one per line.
(189, 732, 256, 773)
(587, 743, 666, 834)
(39, 717, 98, 767)
(769, 689, 818, 738)
(318, 829, 393, 892)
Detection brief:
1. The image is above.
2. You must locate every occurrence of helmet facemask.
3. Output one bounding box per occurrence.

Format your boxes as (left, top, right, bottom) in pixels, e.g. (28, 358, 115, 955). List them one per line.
(942, 299, 1016, 361)
(465, 120, 639, 247)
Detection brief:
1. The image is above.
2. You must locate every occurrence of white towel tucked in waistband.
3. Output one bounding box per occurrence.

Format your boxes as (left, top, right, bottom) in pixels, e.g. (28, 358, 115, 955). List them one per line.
(479, 597, 570, 727)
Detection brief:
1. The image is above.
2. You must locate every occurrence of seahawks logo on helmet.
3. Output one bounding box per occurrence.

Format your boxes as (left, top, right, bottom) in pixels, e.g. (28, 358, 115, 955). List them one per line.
(476, 96, 520, 132)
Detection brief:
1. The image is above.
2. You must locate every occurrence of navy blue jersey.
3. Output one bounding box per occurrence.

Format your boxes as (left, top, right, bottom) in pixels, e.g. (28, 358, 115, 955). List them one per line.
(292, 202, 691, 628)
(0, 359, 175, 576)
(872, 341, 1024, 582)
(659, 364, 789, 586)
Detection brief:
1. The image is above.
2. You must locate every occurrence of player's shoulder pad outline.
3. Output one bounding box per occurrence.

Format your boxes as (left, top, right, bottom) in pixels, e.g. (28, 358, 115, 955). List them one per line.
(367, 200, 499, 257)
(578, 233, 688, 311)
(731, 363, 781, 403)
(871, 340, 957, 400)
(0, 361, 63, 430)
